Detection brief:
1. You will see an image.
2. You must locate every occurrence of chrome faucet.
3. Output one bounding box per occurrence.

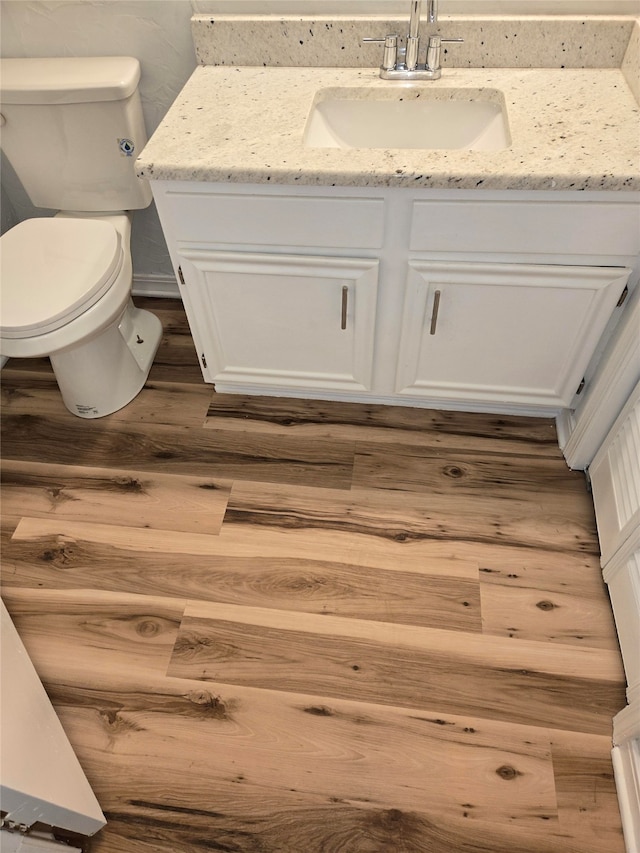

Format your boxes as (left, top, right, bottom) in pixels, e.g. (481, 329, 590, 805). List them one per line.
(364, 0, 462, 81)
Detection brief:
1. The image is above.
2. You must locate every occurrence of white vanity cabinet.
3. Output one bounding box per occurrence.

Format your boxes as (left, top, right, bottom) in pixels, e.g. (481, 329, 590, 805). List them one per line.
(151, 182, 639, 415)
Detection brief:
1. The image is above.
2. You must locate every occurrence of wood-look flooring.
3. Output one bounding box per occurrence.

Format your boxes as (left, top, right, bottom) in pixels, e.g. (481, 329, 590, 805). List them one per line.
(0, 298, 627, 853)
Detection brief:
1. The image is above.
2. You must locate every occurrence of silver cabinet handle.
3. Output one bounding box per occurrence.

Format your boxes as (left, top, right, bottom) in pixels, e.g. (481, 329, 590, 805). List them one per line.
(341, 286, 348, 330)
(429, 289, 441, 335)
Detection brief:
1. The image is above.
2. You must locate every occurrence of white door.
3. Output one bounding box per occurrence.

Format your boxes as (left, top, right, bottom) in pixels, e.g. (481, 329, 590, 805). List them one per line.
(178, 250, 379, 395)
(0, 601, 105, 847)
(395, 261, 630, 409)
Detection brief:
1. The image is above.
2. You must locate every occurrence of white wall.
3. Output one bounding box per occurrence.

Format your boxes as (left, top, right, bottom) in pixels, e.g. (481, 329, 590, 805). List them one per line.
(0, 0, 198, 284)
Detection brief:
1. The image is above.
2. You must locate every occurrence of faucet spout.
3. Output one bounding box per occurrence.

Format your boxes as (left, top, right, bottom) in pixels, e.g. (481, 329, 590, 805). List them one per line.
(407, 0, 437, 71)
(406, 0, 421, 69)
(408, 0, 421, 38)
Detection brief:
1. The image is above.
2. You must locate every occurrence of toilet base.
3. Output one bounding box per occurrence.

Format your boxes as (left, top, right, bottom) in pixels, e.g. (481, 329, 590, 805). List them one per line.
(50, 301, 162, 418)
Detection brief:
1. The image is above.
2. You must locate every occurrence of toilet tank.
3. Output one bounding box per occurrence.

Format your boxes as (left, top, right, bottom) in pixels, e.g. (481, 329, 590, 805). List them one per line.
(0, 56, 152, 212)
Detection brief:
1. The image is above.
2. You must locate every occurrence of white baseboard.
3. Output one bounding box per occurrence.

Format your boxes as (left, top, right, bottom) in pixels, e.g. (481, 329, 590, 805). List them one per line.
(214, 381, 563, 418)
(132, 274, 180, 299)
(555, 409, 575, 456)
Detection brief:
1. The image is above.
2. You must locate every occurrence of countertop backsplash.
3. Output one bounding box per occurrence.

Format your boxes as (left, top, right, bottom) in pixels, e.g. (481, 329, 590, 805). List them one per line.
(192, 14, 638, 71)
(622, 18, 640, 101)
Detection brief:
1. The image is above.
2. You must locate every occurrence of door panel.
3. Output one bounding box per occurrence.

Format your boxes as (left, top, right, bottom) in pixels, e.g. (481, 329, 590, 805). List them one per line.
(396, 261, 630, 408)
(179, 250, 379, 393)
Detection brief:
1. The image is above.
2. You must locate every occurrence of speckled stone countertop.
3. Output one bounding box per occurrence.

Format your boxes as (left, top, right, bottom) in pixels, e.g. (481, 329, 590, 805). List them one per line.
(137, 64, 640, 192)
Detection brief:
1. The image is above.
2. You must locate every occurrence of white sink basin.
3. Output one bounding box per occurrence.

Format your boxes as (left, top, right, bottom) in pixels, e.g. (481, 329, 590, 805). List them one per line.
(304, 88, 511, 151)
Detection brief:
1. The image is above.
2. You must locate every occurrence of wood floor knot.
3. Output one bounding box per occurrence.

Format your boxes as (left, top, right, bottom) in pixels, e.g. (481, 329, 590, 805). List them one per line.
(39, 541, 76, 566)
(135, 618, 163, 638)
(113, 476, 145, 494)
(186, 690, 233, 720)
(369, 807, 425, 836)
(303, 705, 335, 717)
(442, 464, 466, 479)
(99, 709, 144, 736)
(495, 764, 522, 781)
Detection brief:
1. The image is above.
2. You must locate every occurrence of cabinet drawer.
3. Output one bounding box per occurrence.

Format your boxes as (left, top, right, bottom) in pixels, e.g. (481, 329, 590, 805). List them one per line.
(410, 200, 640, 256)
(163, 190, 385, 249)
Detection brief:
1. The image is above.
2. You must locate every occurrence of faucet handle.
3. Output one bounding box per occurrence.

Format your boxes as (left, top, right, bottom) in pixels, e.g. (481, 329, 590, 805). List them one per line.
(363, 34, 398, 71)
(425, 34, 463, 73)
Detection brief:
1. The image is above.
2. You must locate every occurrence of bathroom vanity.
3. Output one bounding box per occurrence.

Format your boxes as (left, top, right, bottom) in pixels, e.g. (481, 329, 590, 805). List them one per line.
(151, 179, 636, 414)
(138, 64, 640, 417)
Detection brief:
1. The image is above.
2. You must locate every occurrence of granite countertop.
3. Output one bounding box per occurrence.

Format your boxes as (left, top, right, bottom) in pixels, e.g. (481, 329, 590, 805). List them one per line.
(136, 64, 640, 191)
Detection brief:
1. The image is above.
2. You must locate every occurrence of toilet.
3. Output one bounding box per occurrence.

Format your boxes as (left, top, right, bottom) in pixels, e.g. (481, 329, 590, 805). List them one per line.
(0, 56, 162, 418)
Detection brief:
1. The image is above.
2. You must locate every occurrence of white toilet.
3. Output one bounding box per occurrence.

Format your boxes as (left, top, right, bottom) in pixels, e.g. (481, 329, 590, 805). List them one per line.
(0, 56, 162, 418)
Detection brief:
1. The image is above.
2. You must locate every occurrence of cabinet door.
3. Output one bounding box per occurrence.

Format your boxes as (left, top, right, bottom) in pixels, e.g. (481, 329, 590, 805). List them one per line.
(178, 250, 378, 394)
(396, 261, 630, 409)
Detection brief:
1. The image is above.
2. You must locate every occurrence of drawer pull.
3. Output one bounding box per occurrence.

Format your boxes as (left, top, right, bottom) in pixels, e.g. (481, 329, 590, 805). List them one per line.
(430, 289, 441, 335)
(341, 285, 348, 330)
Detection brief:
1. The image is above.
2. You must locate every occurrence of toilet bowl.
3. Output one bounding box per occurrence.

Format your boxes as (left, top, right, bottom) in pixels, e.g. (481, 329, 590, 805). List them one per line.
(0, 212, 162, 418)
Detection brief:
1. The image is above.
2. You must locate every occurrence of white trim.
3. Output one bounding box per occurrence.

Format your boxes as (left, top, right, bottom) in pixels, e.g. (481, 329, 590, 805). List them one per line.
(555, 409, 574, 450)
(614, 699, 640, 746)
(132, 273, 180, 299)
(213, 381, 560, 417)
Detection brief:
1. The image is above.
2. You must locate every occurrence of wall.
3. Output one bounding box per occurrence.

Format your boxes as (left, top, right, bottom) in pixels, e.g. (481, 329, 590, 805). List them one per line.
(0, 0, 197, 290)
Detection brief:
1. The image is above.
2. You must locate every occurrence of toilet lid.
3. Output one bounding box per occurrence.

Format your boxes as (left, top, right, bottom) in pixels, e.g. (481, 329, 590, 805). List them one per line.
(0, 217, 123, 338)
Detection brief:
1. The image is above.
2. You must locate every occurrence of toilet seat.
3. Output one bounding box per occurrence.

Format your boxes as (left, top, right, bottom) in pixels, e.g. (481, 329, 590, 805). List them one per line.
(0, 217, 123, 339)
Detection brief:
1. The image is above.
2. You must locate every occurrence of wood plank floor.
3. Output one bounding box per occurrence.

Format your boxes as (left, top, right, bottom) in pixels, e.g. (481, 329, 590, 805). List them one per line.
(0, 297, 627, 853)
